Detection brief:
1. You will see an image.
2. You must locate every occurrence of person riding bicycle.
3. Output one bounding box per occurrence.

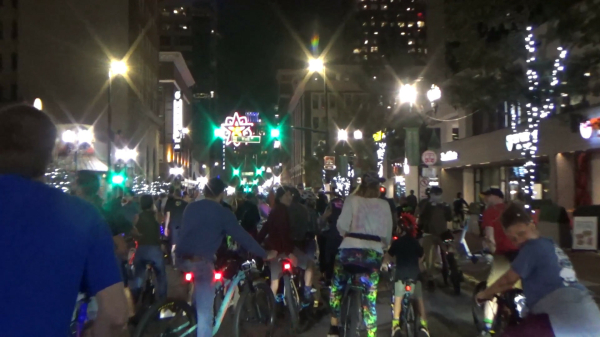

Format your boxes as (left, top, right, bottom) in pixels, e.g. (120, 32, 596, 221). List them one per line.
(476, 203, 600, 337)
(256, 186, 296, 296)
(288, 187, 318, 305)
(131, 195, 168, 301)
(480, 187, 519, 335)
(417, 186, 452, 289)
(235, 191, 261, 238)
(175, 177, 276, 337)
(382, 213, 429, 337)
(327, 172, 393, 337)
(0, 105, 128, 337)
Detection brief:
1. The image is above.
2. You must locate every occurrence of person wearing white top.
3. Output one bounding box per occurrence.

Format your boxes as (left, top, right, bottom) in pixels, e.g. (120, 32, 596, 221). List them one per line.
(327, 173, 394, 337)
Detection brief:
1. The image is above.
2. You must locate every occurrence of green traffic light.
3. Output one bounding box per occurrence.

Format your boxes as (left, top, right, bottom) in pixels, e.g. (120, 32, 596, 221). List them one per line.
(256, 168, 263, 175)
(233, 168, 240, 176)
(111, 174, 125, 185)
(214, 127, 223, 139)
(270, 128, 280, 138)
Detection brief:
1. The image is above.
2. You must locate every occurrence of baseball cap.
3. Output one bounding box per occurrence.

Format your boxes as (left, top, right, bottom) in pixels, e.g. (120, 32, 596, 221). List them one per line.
(362, 172, 386, 185)
(482, 187, 504, 199)
(430, 186, 443, 195)
(204, 177, 227, 196)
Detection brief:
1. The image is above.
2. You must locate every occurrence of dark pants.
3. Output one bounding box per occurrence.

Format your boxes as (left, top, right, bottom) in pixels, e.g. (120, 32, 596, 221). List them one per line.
(131, 245, 167, 300)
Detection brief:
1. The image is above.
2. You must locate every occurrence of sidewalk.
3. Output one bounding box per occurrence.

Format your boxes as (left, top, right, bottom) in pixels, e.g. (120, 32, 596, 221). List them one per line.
(459, 232, 600, 303)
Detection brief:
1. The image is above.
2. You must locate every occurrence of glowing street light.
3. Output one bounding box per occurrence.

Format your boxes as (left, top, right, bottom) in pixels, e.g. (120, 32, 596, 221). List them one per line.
(33, 98, 43, 111)
(109, 60, 128, 78)
(338, 129, 348, 141)
(399, 84, 417, 105)
(170, 167, 184, 176)
(115, 148, 138, 162)
(353, 130, 363, 140)
(308, 58, 324, 73)
(427, 85, 442, 103)
(182, 127, 190, 134)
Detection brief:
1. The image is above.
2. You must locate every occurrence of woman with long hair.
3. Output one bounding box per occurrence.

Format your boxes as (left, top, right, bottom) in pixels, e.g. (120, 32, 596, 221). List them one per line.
(327, 173, 394, 337)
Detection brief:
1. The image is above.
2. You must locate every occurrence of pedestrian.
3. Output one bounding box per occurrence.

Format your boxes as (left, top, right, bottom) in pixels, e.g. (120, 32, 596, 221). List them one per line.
(0, 104, 128, 336)
(406, 189, 418, 214)
(165, 188, 188, 266)
(453, 192, 469, 226)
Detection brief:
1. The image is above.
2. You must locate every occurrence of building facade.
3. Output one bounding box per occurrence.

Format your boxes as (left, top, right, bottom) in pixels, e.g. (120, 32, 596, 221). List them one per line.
(158, 51, 196, 180)
(9, 0, 161, 181)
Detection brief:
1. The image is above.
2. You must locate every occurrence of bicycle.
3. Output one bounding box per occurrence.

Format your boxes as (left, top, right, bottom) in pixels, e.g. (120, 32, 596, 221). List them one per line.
(472, 281, 526, 335)
(70, 293, 95, 336)
(439, 230, 463, 295)
(338, 264, 376, 337)
(133, 256, 275, 337)
(278, 257, 305, 334)
(393, 278, 421, 337)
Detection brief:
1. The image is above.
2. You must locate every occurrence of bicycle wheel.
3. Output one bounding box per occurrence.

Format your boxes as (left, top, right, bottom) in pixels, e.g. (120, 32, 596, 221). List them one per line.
(340, 289, 361, 337)
(447, 253, 462, 295)
(472, 281, 487, 333)
(283, 274, 301, 332)
(233, 282, 276, 337)
(133, 299, 196, 337)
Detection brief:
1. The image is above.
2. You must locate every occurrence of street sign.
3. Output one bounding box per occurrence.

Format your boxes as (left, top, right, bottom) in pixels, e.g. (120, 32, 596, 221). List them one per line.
(421, 150, 437, 166)
(241, 172, 254, 177)
(324, 156, 336, 170)
(232, 135, 261, 143)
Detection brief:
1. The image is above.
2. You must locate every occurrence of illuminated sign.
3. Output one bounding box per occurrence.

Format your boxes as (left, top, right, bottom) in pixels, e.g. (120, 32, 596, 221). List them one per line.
(421, 150, 437, 166)
(580, 118, 600, 139)
(506, 131, 536, 151)
(173, 91, 183, 148)
(440, 151, 458, 162)
(376, 142, 386, 178)
(373, 130, 385, 142)
(220, 112, 260, 147)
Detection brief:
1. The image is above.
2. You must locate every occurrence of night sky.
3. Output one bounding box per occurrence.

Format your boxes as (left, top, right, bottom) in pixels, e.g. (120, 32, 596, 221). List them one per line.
(216, 0, 350, 116)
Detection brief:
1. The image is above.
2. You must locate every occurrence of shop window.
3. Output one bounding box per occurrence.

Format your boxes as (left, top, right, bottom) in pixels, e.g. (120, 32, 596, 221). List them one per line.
(381, 5, 388, 10)
(362, 4, 367, 9)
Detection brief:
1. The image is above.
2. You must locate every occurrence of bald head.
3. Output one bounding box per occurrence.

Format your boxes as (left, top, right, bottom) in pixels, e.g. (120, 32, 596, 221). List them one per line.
(0, 104, 57, 179)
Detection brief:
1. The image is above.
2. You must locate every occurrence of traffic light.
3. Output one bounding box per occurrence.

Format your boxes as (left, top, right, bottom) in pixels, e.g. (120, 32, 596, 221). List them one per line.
(270, 127, 280, 138)
(256, 167, 263, 176)
(233, 168, 240, 176)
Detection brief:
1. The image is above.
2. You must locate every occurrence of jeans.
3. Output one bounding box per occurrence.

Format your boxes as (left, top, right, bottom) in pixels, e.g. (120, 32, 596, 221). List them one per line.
(179, 259, 215, 337)
(132, 245, 167, 300)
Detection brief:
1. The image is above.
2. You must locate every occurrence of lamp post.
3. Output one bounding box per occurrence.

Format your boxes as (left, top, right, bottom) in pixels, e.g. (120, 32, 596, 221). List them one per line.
(107, 60, 128, 175)
(308, 57, 329, 151)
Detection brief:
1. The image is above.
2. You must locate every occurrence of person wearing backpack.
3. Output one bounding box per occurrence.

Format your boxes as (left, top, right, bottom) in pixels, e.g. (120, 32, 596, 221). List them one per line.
(418, 186, 452, 289)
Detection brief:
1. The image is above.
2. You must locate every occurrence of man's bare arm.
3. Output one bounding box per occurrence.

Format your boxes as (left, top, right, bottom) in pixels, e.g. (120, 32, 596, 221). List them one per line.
(92, 283, 128, 336)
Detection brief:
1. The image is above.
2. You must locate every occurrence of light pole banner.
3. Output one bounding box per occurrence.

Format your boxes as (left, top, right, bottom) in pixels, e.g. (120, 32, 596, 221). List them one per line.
(404, 127, 420, 166)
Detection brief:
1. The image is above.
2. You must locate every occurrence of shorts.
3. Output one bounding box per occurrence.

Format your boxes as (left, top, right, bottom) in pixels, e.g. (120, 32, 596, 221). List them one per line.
(394, 280, 422, 299)
(487, 254, 522, 289)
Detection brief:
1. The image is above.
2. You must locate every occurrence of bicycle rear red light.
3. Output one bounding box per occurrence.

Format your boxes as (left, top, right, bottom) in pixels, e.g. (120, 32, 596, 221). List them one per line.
(214, 272, 223, 281)
(283, 262, 291, 270)
(184, 273, 193, 282)
(405, 285, 412, 292)
(393, 236, 398, 240)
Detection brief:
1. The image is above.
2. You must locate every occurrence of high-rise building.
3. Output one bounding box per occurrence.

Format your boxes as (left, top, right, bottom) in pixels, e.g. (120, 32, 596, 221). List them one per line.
(4, 0, 161, 180)
(351, 0, 427, 67)
(159, 0, 218, 166)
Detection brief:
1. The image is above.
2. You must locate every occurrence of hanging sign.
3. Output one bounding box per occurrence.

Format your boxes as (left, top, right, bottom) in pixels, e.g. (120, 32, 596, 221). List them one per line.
(572, 217, 598, 250)
(220, 112, 260, 146)
(421, 150, 437, 166)
(173, 91, 183, 149)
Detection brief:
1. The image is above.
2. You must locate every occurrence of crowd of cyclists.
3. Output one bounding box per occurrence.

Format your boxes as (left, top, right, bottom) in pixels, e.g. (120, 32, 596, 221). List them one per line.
(3, 103, 600, 337)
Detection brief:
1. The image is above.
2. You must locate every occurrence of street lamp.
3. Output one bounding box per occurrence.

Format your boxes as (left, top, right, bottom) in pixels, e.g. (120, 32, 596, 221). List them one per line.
(353, 130, 363, 140)
(107, 59, 128, 176)
(338, 129, 348, 141)
(427, 85, 442, 103)
(308, 57, 330, 152)
(115, 147, 138, 162)
(399, 84, 417, 105)
(308, 58, 324, 73)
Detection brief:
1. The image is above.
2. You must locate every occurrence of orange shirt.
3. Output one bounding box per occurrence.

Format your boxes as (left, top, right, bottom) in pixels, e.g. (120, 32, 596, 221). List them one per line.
(482, 203, 518, 254)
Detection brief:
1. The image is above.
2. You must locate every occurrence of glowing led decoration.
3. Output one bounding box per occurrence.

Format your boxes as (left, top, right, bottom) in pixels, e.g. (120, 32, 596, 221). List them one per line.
(220, 112, 258, 147)
(173, 91, 183, 147)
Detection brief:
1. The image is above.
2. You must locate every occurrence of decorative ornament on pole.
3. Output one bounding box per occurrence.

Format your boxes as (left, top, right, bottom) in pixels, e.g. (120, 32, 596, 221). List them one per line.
(221, 112, 258, 146)
(353, 130, 363, 140)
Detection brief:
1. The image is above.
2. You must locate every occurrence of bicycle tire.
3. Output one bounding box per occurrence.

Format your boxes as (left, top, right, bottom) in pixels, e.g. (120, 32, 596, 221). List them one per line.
(233, 281, 276, 337)
(447, 253, 462, 295)
(133, 299, 196, 337)
(283, 274, 301, 332)
(472, 281, 488, 333)
(340, 289, 361, 337)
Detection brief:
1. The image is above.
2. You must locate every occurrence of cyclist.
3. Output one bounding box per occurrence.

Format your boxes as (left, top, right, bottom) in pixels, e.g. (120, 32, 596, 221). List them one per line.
(288, 187, 318, 304)
(476, 203, 600, 336)
(131, 195, 167, 301)
(164, 188, 188, 266)
(382, 213, 429, 337)
(480, 187, 519, 335)
(327, 173, 393, 337)
(418, 186, 452, 289)
(175, 177, 276, 337)
(0, 105, 128, 337)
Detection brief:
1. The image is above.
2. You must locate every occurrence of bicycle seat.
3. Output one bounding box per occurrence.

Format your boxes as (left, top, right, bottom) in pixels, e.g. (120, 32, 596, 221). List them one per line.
(343, 264, 372, 275)
(399, 278, 416, 285)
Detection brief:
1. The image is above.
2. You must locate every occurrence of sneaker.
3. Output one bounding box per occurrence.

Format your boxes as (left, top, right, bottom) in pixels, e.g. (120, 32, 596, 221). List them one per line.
(391, 325, 402, 337)
(327, 325, 340, 337)
(418, 326, 430, 337)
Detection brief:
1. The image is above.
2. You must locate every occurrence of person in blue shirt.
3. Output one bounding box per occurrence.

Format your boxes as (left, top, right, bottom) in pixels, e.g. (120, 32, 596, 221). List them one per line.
(476, 203, 600, 337)
(175, 177, 277, 337)
(0, 105, 128, 337)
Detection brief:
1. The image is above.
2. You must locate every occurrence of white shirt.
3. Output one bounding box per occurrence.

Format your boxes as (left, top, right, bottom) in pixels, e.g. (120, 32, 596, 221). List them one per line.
(336, 195, 393, 253)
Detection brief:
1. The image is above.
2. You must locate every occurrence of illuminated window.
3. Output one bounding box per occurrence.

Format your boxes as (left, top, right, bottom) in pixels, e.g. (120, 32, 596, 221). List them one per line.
(381, 22, 387, 27)
(398, 22, 405, 27)
(371, 21, 376, 26)
(370, 46, 378, 52)
(408, 40, 414, 45)
(424, 48, 428, 54)
(381, 5, 388, 10)
(364, 55, 368, 60)
(417, 21, 425, 27)
(374, 31, 379, 35)
(401, 32, 406, 35)
(364, 39, 369, 44)
(363, 5, 367, 9)
(408, 47, 416, 53)
(353, 48, 361, 54)
(407, 22, 414, 27)
(362, 22, 367, 26)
